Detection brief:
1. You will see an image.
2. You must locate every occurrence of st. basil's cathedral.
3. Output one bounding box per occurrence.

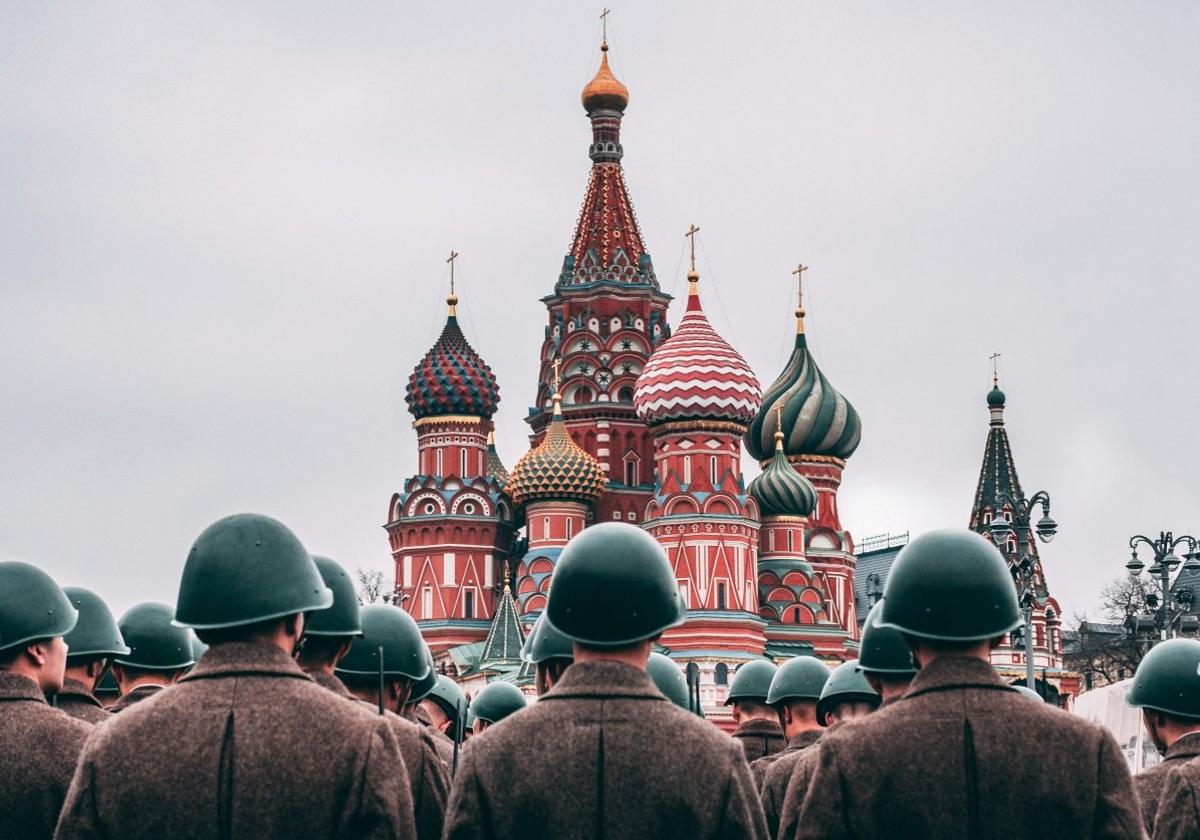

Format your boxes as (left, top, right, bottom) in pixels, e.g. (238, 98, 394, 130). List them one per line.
(386, 39, 1077, 722)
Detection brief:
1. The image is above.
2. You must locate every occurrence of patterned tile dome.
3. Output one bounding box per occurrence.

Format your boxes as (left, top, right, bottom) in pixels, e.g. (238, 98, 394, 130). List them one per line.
(507, 393, 607, 506)
(633, 277, 761, 427)
(406, 299, 500, 421)
(749, 412, 817, 518)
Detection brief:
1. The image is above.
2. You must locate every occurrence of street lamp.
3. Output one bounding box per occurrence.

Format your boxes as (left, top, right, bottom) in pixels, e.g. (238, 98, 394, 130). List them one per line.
(988, 490, 1057, 691)
(1126, 531, 1199, 642)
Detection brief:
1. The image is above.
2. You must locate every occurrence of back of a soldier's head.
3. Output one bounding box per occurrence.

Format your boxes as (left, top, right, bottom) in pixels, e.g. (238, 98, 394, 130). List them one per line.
(732, 698, 776, 722)
(823, 698, 875, 726)
(0, 561, 77, 692)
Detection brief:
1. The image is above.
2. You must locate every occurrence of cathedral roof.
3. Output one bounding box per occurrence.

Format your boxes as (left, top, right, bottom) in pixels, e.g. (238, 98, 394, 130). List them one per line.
(507, 389, 607, 506)
(633, 272, 761, 427)
(478, 578, 526, 670)
(749, 412, 818, 518)
(406, 294, 500, 421)
(969, 377, 1024, 531)
(744, 297, 861, 462)
(485, 432, 509, 487)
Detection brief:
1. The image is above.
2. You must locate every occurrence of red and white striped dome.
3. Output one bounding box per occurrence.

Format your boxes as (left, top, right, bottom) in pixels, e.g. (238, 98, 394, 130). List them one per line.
(634, 281, 761, 426)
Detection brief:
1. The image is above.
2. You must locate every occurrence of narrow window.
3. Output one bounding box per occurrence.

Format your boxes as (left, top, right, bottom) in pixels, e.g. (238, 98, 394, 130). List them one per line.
(402, 556, 412, 587)
(710, 455, 719, 484)
(543, 517, 551, 541)
(716, 581, 727, 610)
(464, 590, 475, 619)
(436, 448, 444, 475)
(683, 456, 691, 485)
(566, 517, 574, 539)
(443, 552, 455, 586)
(625, 459, 637, 486)
(715, 663, 729, 685)
(460, 449, 468, 477)
(421, 586, 433, 616)
(787, 529, 794, 552)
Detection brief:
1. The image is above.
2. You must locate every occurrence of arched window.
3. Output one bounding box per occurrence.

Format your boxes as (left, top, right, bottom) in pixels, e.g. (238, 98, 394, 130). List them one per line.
(714, 663, 729, 685)
(710, 455, 719, 484)
(683, 456, 692, 485)
(618, 387, 634, 403)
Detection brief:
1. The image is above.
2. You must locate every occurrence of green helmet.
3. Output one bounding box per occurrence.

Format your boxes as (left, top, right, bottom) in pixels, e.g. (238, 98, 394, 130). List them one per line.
(471, 681, 527, 725)
(646, 652, 690, 710)
(521, 614, 574, 664)
(1013, 684, 1045, 703)
(724, 659, 778, 706)
(816, 659, 880, 725)
(115, 603, 195, 670)
(174, 513, 333, 630)
(191, 634, 209, 663)
(1127, 638, 1200, 718)
(0, 561, 77, 653)
(304, 556, 363, 637)
(858, 600, 918, 675)
(880, 529, 1020, 642)
(545, 523, 686, 647)
(426, 674, 467, 721)
(335, 604, 430, 681)
(766, 655, 832, 705)
(63, 587, 130, 660)
(408, 646, 437, 702)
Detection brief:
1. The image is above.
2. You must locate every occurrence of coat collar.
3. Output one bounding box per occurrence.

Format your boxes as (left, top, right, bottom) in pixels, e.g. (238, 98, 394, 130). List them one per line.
(904, 656, 1008, 700)
(735, 718, 784, 737)
(58, 677, 104, 708)
(787, 728, 823, 750)
(179, 641, 312, 684)
(541, 661, 667, 701)
(0, 672, 47, 703)
(1166, 731, 1200, 761)
(110, 684, 164, 713)
(306, 669, 355, 700)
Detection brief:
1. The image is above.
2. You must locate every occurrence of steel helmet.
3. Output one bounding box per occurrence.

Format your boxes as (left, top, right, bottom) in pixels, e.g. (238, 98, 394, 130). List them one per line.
(471, 681, 528, 725)
(426, 674, 467, 721)
(175, 514, 332, 630)
(545, 523, 686, 646)
(0, 561, 77, 653)
(1013, 684, 1045, 703)
(521, 613, 575, 664)
(815, 659, 880, 725)
(1127, 638, 1200, 719)
(62, 587, 130, 660)
(408, 646, 438, 702)
(304, 556, 363, 637)
(766, 655, 832, 705)
(646, 652, 689, 710)
(879, 529, 1021, 642)
(858, 600, 918, 675)
(724, 659, 778, 705)
(115, 603, 195, 670)
(335, 604, 430, 681)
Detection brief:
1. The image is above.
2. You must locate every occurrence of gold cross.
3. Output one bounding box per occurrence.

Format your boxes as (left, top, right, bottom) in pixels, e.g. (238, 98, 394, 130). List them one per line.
(551, 356, 562, 393)
(990, 352, 1002, 386)
(685, 224, 700, 273)
(600, 8, 610, 46)
(446, 250, 459, 296)
(792, 263, 808, 310)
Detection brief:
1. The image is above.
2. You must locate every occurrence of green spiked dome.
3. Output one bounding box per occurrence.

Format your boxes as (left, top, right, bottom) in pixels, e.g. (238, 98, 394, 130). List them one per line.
(724, 659, 778, 705)
(471, 681, 528, 725)
(748, 411, 817, 518)
(304, 555, 363, 637)
(115, 603, 195, 670)
(175, 513, 332, 630)
(546, 522, 686, 647)
(62, 587, 130, 660)
(1127, 638, 1200, 719)
(647, 652, 689, 710)
(336, 604, 430, 681)
(0, 561, 77, 653)
(766, 655, 832, 705)
(858, 600, 918, 675)
(816, 659, 880, 725)
(521, 613, 574, 664)
(880, 529, 1021, 642)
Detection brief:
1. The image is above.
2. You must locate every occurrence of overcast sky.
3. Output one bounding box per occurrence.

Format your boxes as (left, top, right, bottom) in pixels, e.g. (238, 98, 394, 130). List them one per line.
(2, 3, 1197, 624)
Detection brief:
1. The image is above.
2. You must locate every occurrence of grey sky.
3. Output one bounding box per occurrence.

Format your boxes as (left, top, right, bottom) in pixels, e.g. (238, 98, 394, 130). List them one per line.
(2, 3, 1197, 623)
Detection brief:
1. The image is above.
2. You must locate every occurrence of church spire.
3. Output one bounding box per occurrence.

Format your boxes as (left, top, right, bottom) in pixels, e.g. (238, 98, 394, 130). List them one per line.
(969, 366, 1025, 534)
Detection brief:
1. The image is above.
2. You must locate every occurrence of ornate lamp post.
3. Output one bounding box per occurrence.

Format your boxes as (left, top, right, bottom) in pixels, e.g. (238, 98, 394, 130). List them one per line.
(1125, 532, 1199, 642)
(988, 490, 1057, 691)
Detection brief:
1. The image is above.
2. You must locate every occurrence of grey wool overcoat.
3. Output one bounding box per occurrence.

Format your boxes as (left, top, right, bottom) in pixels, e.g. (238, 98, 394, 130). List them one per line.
(1151, 756, 1200, 840)
(733, 717, 787, 764)
(754, 729, 824, 839)
(0, 673, 93, 840)
(55, 677, 111, 725)
(1135, 733, 1200, 836)
(53, 642, 417, 840)
(442, 660, 768, 840)
(778, 657, 1144, 840)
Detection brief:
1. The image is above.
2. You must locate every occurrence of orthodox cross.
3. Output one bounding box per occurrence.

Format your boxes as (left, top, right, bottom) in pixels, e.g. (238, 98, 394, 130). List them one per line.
(600, 8, 610, 46)
(990, 352, 1002, 386)
(792, 263, 808, 310)
(552, 356, 562, 393)
(775, 403, 785, 437)
(446, 250, 459, 296)
(685, 224, 700, 273)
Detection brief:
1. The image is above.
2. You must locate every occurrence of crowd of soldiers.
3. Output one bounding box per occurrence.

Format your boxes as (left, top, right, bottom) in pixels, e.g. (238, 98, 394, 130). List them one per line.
(2, 514, 1200, 839)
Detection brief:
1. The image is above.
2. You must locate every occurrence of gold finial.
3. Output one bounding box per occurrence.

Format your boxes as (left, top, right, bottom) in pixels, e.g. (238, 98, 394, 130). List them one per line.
(446, 250, 459, 315)
(487, 430, 496, 446)
(990, 352, 1002, 387)
(792, 263, 808, 334)
(600, 7, 610, 49)
(503, 560, 511, 592)
(550, 356, 564, 414)
(774, 404, 785, 450)
(685, 224, 701, 287)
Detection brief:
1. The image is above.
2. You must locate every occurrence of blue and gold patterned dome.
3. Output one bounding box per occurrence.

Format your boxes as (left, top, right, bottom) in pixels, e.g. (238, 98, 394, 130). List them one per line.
(405, 294, 501, 421)
(749, 413, 818, 517)
(507, 392, 607, 506)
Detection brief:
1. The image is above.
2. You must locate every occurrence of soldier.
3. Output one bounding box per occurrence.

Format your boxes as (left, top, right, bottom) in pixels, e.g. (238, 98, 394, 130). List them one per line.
(55, 513, 417, 839)
(1124, 638, 1200, 835)
(1153, 757, 1200, 839)
(647, 651, 691, 710)
(295, 554, 364, 691)
(443, 522, 767, 840)
(109, 602, 194, 712)
(522, 612, 574, 695)
(751, 655, 831, 837)
(726, 659, 786, 762)
(333, 602, 449, 840)
(0, 561, 92, 840)
(56, 586, 130, 724)
(857, 599, 918, 704)
(421, 674, 467, 767)
(401, 646, 439, 726)
(469, 681, 528, 734)
(780, 529, 1143, 840)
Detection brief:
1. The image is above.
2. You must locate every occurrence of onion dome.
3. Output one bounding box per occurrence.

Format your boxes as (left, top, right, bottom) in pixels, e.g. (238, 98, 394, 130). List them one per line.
(634, 269, 761, 427)
(508, 388, 607, 506)
(581, 43, 628, 113)
(987, 383, 1006, 407)
(749, 410, 817, 518)
(405, 291, 500, 421)
(486, 431, 509, 486)
(744, 290, 861, 461)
